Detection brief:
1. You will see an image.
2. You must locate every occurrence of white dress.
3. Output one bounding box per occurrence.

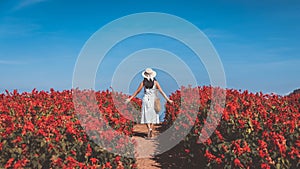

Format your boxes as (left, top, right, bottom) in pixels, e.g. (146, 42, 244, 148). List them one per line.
(141, 83, 159, 124)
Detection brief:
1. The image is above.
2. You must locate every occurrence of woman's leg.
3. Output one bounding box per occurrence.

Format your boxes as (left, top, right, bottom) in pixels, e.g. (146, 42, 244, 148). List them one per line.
(146, 123, 151, 130)
(146, 123, 151, 138)
(146, 123, 154, 138)
(149, 123, 153, 137)
(150, 123, 153, 130)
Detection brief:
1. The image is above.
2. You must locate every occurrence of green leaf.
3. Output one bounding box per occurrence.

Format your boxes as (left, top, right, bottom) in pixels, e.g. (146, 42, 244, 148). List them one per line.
(17, 147, 22, 154)
(276, 163, 281, 169)
(212, 147, 218, 153)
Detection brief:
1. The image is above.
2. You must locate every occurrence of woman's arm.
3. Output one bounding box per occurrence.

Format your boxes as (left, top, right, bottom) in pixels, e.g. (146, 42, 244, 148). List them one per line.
(126, 81, 144, 103)
(155, 81, 173, 104)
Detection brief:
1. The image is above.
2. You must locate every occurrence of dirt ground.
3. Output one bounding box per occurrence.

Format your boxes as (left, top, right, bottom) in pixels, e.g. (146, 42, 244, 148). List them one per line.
(133, 124, 161, 169)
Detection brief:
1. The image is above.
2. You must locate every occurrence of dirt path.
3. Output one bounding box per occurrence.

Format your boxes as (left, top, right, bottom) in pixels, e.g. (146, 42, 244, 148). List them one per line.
(132, 124, 161, 169)
(131, 124, 206, 169)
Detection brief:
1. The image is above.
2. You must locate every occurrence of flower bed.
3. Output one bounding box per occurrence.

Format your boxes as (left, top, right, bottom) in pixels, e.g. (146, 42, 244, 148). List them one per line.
(163, 86, 300, 168)
(1, 87, 299, 168)
(0, 89, 140, 168)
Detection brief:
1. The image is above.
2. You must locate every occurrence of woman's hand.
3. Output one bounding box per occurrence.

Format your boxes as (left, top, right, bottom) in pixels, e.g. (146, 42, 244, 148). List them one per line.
(125, 98, 132, 104)
(167, 99, 174, 104)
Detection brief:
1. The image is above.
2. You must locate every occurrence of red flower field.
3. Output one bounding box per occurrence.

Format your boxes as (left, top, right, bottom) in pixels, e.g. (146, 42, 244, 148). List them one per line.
(0, 86, 299, 168)
(163, 86, 299, 168)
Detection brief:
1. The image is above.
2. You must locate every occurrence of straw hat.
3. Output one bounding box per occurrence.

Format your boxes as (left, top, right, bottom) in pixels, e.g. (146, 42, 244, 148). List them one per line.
(142, 68, 157, 80)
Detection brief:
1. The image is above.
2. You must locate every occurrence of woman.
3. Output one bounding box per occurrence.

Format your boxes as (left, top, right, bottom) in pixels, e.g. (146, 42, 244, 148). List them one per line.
(126, 68, 173, 138)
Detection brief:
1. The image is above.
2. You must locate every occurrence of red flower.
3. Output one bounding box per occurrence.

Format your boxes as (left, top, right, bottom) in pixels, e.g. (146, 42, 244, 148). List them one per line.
(215, 158, 222, 164)
(204, 150, 216, 162)
(222, 144, 228, 152)
(5, 158, 14, 169)
(215, 130, 224, 141)
(13, 158, 29, 169)
(104, 162, 112, 168)
(222, 110, 230, 121)
(115, 156, 121, 162)
(12, 136, 22, 144)
(71, 150, 76, 156)
(295, 139, 300, 147)
(90, 158, 98, 164)
(66, 156, 78, 166)
(259, 149, 267, 158)
(258, 140, 268, 149)
(234, 158, 243, 167)
(238, 119, 245, 128)
(204, 138, 212, 145)
(85, 143, 92, 157)
(242, 141, 251, 153)
(261, 163, 270, 169)
(288, 147, 300, 159)
(251, 119, 262, 131)
(51, 157, 62, 166)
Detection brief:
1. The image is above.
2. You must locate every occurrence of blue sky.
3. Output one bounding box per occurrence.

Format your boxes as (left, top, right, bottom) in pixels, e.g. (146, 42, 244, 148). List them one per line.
(0, 0, 299, 96)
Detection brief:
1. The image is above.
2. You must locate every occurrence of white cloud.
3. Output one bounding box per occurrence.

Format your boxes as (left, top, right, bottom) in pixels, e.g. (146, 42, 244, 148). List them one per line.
(0, 22, 41, 37)
(13, 0, 48, 10)
(0, 60, 26, 65)
(202, 28, 235, 39)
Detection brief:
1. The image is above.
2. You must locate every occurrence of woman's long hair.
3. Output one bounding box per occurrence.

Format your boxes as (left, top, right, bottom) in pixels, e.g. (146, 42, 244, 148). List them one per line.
(143, 78, 156, 89)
